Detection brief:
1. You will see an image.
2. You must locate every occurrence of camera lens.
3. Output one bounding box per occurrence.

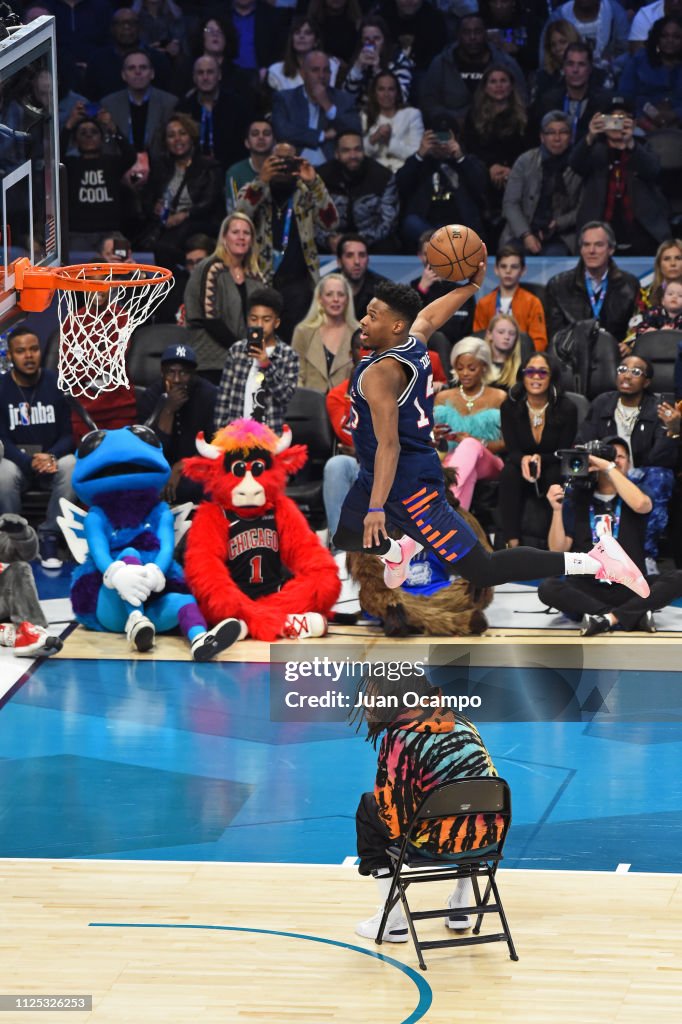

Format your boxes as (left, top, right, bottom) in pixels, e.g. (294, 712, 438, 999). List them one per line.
(569, 458, 582, 473)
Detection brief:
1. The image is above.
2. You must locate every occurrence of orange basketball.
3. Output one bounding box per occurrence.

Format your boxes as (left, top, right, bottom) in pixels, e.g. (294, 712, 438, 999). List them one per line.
(425, 224, 484, 283)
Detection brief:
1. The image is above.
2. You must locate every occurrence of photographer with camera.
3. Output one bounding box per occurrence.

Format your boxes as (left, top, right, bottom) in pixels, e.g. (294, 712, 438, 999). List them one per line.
(538, 437, 682, 634)
(576, 354, 678, 573)
(236, 140, 339, 344)
(569, 96, 671, 256)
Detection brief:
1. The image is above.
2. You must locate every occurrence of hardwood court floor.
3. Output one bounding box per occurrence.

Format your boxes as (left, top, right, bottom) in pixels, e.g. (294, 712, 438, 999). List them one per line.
(54, 621, 682, 666)
(2, 860, 681, 1024)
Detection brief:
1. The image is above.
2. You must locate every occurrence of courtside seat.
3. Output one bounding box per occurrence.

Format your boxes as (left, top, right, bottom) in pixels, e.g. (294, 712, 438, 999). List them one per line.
(633, 330, 682, 395)
(128, 324, 202, 388)
(564, 390, 590, 428)
(284, 387, 335, 528)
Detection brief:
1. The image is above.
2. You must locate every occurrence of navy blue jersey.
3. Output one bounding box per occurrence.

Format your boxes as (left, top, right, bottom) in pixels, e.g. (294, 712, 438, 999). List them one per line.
(349, 337, 442, 499)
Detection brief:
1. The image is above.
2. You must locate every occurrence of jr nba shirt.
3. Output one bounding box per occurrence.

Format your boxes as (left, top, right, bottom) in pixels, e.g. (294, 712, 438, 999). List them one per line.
(0, 369, 75, 473)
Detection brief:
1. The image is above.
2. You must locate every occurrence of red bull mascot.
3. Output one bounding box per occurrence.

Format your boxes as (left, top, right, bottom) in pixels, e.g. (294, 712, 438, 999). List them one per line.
(183, 419, 340, 643)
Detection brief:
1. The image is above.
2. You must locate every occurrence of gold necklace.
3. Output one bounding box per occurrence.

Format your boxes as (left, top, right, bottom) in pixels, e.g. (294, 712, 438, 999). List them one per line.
(459, 383, 485, 410)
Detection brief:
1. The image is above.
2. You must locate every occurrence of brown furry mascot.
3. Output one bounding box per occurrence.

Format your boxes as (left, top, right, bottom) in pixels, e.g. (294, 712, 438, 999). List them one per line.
(347, 469, 493, 636)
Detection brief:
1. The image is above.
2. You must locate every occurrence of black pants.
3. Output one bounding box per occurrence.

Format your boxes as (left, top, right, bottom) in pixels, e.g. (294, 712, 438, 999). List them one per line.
(356, 792, 392, 876)
(334, 525, 567, 588)
(538, 571, 682, 630)
(498, 461, 563, 543)
(273, 275, 313, 346)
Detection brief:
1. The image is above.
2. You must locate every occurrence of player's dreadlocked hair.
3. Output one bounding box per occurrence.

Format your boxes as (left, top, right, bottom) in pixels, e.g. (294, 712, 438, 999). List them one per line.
(349, 667, 440, 749)
(374, 280, 423, 326)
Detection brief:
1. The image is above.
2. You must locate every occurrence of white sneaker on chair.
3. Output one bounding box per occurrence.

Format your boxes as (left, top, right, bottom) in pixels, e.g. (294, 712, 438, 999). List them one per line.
(355, 906, 409, 943)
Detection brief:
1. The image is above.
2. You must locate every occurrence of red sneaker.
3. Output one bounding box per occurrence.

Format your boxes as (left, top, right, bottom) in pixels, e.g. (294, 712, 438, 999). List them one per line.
(13, 621, 63, 658)
(383, 536, 419, 590)
(589, 536, 650, 598)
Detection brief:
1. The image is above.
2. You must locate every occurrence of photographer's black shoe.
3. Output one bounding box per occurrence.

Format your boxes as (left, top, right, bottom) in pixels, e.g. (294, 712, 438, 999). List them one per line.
(580, 614, 612, 637)
(636, 611, 657, 633)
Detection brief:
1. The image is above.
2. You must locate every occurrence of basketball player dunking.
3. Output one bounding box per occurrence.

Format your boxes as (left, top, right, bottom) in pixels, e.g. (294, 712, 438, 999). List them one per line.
(333, 251, 650, 598)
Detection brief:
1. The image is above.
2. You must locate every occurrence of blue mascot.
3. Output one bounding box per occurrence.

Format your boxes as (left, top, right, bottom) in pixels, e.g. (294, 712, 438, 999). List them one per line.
(62, 425, 241, 659)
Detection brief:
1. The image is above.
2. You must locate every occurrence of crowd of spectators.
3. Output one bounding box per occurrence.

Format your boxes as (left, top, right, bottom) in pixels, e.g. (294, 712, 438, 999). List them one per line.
(2, 1, 682, 616)
(10, 0, 680, 264)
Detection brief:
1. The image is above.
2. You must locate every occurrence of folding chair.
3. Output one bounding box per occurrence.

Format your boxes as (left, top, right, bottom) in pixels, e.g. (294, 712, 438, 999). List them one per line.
(376, 777, 518, 970)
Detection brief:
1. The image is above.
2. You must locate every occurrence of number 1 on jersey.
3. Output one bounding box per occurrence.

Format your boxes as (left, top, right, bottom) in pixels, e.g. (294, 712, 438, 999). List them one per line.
(414, 374, 433, 428)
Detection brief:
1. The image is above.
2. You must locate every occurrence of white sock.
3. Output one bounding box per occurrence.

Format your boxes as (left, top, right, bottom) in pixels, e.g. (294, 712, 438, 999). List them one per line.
(372, 873, 404, 922)
(380, 536, 424, 565)
(449, 876, 474, 908)
(380, 538, 403, 563)
(564, 553, 601, 576)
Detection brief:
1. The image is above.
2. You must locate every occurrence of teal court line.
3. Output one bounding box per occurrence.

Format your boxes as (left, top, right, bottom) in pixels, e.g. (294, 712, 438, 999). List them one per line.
(89, 922, 433, 1024)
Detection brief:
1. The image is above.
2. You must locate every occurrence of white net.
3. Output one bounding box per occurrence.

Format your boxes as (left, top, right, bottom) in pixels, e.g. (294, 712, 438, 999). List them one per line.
(56, 265, 173, 397)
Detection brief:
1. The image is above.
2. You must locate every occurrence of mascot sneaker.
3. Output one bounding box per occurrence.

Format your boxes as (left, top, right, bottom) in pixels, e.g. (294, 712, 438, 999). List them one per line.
(191, 618, 243, 662)
(589, 535, 649, 598)
(355, 907, 409, 943)
(126, 611, 155, 653)
(0, 622, 63, 658)
(282, 613, 327, 639)
(383, 537, 419, 590)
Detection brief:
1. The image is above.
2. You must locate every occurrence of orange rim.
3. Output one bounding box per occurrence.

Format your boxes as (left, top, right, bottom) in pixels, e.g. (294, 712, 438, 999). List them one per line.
(14, 257, 172, 293)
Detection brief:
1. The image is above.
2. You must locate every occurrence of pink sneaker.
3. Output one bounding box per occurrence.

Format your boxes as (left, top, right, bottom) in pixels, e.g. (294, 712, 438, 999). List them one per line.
(383, 536, 419, 590)
(589, 536, 650, 598)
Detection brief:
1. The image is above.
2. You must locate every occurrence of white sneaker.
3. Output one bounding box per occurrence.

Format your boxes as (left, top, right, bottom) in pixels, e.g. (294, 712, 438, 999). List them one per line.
(446, 878, 474, 931)
(282, 613, 327, 639)
(125, 611, 155, 653)
(355, 906, 409, 943)
(446, 895, 473, 931)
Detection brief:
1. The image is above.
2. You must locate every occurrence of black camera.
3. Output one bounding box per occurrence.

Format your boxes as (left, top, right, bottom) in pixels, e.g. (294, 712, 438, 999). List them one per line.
(555, 440, 617, 480)
(278, 156, 302, 174)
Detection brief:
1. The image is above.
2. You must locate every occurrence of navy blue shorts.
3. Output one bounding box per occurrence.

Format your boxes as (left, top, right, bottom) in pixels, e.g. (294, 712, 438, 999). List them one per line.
(337, 475, 478, 567)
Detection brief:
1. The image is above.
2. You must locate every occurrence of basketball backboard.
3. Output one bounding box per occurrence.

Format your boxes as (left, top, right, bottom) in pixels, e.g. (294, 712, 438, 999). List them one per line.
(0, 15, 61, 332)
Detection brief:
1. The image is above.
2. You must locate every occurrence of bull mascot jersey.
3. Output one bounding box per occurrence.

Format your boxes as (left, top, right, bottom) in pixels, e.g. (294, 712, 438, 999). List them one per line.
(60, 425, 244, 659)
(182, 419, 340, 642)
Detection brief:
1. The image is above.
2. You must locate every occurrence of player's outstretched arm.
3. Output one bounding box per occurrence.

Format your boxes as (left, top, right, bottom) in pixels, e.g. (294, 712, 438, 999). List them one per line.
(411, 245, 487, 343)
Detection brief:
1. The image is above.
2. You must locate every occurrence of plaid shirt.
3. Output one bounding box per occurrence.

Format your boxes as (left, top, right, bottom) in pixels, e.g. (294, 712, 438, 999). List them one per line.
(213, 338, 299, 436)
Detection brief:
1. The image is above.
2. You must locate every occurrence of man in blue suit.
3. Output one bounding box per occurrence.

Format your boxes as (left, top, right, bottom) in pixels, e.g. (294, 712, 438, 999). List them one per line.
(272, 50, 361, 167)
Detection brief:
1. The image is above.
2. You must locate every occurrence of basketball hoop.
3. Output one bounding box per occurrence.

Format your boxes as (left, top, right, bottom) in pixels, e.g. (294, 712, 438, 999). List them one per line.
(14, 258, 173, 397)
